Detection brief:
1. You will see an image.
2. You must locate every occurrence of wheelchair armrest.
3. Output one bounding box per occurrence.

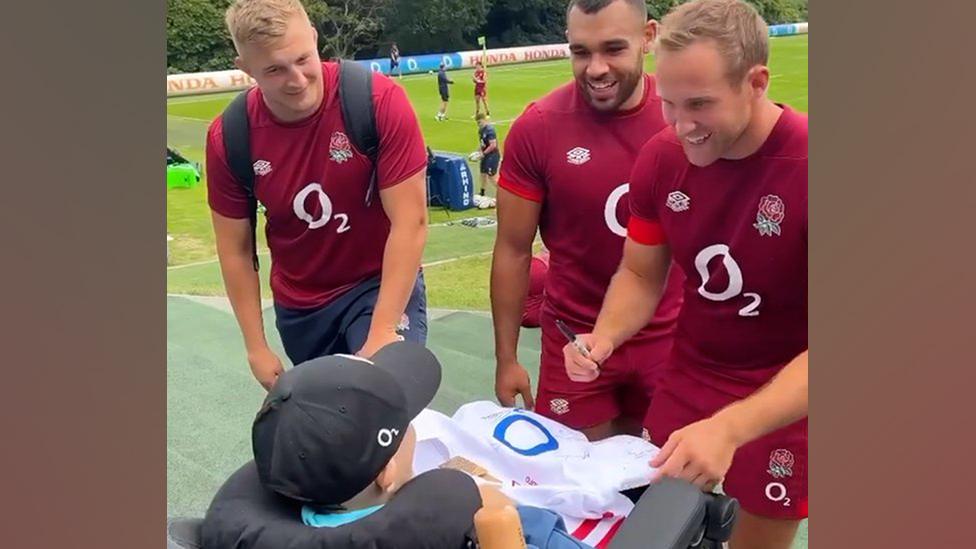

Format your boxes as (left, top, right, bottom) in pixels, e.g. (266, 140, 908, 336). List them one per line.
(608, 478, 708, 549)
(167, 517, 204, 549)
(704, 492, 738, 543)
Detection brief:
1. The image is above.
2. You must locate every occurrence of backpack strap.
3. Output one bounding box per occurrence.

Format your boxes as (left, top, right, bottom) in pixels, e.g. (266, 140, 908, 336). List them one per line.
(218, 62, 379, 273)
(338, 59, 380, 205)
(220, 89, 260, 272)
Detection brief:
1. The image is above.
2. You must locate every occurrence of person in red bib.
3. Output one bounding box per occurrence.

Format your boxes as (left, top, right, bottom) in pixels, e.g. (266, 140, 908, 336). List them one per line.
(564, 1, 808, 547)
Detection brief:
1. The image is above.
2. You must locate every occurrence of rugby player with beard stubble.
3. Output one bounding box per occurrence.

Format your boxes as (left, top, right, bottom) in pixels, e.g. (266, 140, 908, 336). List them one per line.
(490, 0, 684, 442)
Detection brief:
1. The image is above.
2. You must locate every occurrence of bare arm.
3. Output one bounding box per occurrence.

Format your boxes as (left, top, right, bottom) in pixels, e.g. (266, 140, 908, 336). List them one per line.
(594, 237, 672, 348)
(212, 212, 269, 352)
(482, 138, 498, 156)
(211, 211, 283, 389)
(359, 170, 429, 357)
(491, 188, 539, 363)
(564, 237, 671, 380)
(489, 187, 541, 407)
(713, 350, 809, 446)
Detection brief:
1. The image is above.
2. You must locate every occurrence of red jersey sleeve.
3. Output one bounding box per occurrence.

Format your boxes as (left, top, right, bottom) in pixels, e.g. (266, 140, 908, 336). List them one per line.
(498, 104, 547, 203)
(205, 115, 252, 219)
(627, 136, 668, 246)
(372, 75, 427, 189)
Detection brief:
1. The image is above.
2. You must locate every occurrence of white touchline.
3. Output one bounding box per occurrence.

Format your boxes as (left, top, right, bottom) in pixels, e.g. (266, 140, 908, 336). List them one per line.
(168, 114, 212, 122)
(167, 248, 493, 272)
(421, 250, 494, 268)
(166, 250, 269, 271)
(167, 236, 538, 272)
(441, 118, 515, 126)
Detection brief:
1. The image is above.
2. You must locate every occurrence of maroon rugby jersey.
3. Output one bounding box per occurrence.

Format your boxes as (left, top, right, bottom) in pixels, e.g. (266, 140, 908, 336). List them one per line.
(206, 62, 427, 309)
(628, 105, 807, 390)
(474, 66, 487, 93)
(499, 73, 683, 335)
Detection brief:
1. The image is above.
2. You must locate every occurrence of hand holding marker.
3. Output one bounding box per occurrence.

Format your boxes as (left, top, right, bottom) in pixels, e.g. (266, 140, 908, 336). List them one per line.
(555, 319, 592, 360)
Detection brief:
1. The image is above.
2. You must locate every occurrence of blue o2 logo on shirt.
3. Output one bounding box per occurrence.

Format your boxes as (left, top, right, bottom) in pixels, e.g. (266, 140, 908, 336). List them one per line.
(492, 412, 560, 456)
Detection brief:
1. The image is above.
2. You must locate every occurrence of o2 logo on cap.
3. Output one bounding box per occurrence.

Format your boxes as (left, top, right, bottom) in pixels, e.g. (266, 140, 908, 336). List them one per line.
(377, 428, 400, 447)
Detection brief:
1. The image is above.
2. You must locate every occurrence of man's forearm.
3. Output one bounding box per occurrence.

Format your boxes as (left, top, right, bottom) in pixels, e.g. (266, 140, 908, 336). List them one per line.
(369, 221, 427, 337)
(592, 264, 666, 349)
(218, 253, 270, 353)
(490, 245, 532, 364)
(714, 351, 809, 447)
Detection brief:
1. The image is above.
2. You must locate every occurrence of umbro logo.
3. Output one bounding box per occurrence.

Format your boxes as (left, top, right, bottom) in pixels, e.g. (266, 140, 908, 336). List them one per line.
(252, 160, 272, 176)
(666, 191, 691, 212)
(549, 398, 570, 415)
(566, 147, 591, 165)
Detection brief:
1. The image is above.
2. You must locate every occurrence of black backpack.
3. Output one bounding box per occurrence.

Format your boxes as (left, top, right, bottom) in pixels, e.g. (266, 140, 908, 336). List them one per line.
(220, 59, 379, 271)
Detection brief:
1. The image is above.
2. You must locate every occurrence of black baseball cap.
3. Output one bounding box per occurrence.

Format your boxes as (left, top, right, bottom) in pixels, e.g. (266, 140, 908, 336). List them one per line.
(251, 341, 442, 507)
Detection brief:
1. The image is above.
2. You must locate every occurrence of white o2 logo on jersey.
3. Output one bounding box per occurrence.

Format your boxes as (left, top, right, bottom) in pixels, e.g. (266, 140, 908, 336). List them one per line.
(604, 183, 629, 237)
(694, 244, 762, 317)
(292, 183, 351, 233)
(765, 482, 791, 507)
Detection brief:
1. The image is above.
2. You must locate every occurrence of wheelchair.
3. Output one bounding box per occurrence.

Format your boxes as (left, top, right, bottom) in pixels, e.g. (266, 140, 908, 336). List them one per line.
(167, 476, 737, 549)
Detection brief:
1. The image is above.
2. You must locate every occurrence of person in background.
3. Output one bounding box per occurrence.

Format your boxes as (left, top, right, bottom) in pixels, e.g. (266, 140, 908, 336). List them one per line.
(389, 42, 402, 78)
(475, 112, 500, 197)
(436, 62, 454, 121)
(473, 60, 491, 117)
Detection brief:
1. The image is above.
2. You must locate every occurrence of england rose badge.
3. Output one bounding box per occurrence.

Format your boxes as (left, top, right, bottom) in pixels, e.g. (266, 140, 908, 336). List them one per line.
(753, 194, 785, 236)
(329, 131, 354, 163)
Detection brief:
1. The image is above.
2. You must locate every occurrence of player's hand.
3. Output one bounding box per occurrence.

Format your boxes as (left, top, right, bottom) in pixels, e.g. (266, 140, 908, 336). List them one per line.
(357, 330, 404, 359)
(649, 416, 738, 492)
(495, 360, 535, 410)
(563, 333, 613, 383)
(248, 346, 285, 391)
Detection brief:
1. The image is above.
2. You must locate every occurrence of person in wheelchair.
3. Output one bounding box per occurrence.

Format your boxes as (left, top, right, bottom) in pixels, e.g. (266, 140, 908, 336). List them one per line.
(186, 342, 596, 549)
(169, 342, 738, 548)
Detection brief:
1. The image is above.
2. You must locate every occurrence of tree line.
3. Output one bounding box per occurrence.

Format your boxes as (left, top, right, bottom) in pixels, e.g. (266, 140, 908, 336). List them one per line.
(167, 0, 807, 73)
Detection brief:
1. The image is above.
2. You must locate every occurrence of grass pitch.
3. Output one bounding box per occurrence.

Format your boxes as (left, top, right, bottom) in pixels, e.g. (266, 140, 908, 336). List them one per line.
(166, 34, 808, 310)
(167, 35, 809, 547)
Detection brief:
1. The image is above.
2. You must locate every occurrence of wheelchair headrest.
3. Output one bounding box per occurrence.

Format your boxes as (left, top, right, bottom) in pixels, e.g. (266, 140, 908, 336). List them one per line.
(198, 461, 481, 549)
